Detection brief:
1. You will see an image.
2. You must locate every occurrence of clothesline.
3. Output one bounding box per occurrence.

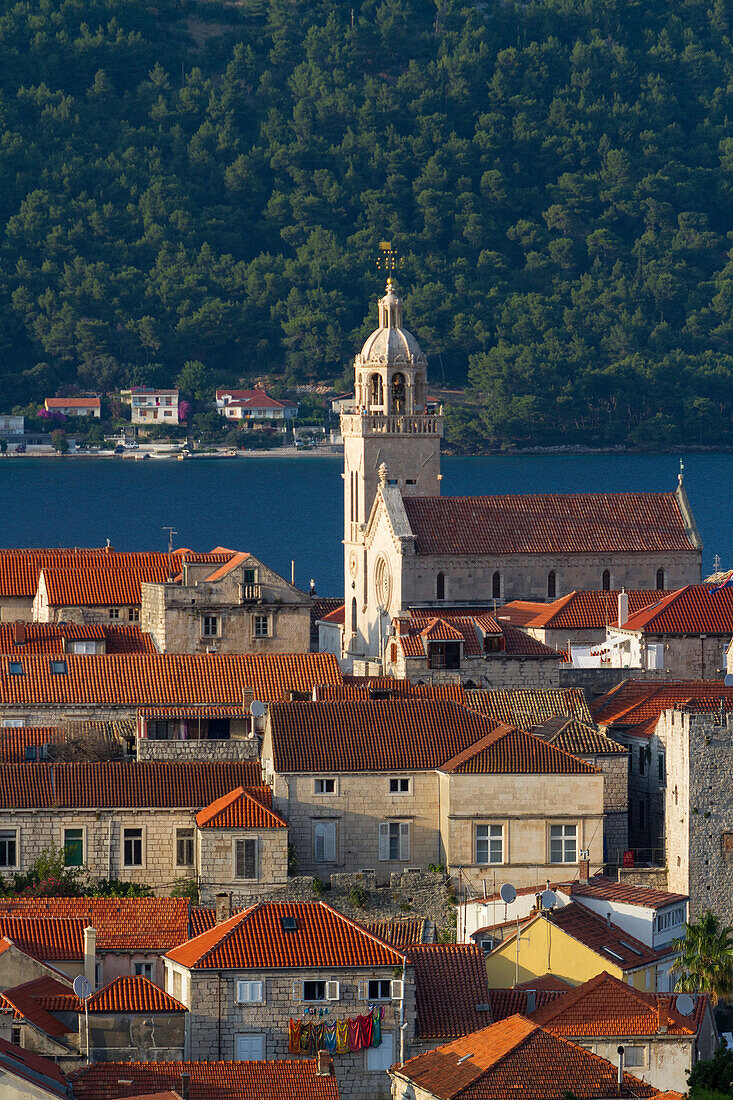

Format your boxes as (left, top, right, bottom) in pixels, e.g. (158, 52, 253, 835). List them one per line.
(289, 1006, 384, 1054)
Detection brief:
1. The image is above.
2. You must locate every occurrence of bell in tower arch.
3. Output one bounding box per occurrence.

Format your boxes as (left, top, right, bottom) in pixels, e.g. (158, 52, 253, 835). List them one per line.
(391, 372, 406, 414)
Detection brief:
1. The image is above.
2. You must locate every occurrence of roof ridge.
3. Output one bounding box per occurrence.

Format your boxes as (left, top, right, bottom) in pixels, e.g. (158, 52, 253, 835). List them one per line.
(314, 901, 408, 963)
(439, 722, 510, 772)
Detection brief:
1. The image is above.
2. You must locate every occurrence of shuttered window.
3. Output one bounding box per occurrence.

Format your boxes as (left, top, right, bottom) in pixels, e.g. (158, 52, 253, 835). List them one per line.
(378, 821, 410, 861)
(234, 838, 258, 880)
(314, 822, 336, 863)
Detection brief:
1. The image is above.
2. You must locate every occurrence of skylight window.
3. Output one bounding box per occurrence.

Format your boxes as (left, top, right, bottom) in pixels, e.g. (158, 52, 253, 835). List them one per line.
(602, 947, 624, 962)
(8, 661, 23, 675)
(281, 916, 297, 932)
(50, 660, 67, 675)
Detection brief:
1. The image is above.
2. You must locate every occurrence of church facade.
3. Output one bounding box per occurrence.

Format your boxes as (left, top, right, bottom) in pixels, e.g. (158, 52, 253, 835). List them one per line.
(341, 282, 702, 669)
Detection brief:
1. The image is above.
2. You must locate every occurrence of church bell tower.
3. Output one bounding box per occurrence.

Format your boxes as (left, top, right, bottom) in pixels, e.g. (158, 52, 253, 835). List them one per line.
(341, 279, 443, 663)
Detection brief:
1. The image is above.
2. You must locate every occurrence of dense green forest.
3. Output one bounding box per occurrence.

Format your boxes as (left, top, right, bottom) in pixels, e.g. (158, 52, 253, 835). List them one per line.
(2, 0, 733, 448)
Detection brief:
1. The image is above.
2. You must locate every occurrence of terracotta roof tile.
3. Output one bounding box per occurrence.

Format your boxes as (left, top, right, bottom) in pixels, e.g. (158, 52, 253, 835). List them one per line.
(394, 1015, 659, 1099)
(0, 915, 85, 959)
(403, 493, 696, 555)
(497, 601, 552, 626)
(531, 716, 628, 756)
(71, 1059, 340, 1100)
(569, 874, 688, 909)
(409, 945, 491, 1039)
(86, 976, 186, 1014)
(466, 688, 594, 727)
(46, 397, 100, 409)
(0, 623, 153, 655)
(402, 610, 561, 660)
(0, 725, 67, 762)
(0, 977, 78, 1036)
(363, 918, 428, 947)
(189, 906, 220, 937)
(419, 618, 467, 642)
(531, 971, 707, 1037)
(619, 585, 733, 634)
(592, 680, 733, 738)
(0, 1035, 68, 1096)
(438, 726, 599, 775)
(166, 901, 406, 970)
(514, 974, 574, 992)
(41, 567, 165, 607)
(0, 761, 263, 809)
(138, 705, 244, 720)
(318, 604, 345, 625)
(195, 787, 287, 829)
(0, 652, 342, 708)
(0, 897, 190, 952)
(489, 988, 566, 1021)
(504, 905, 662, 970)
(504, 591, 671, 631)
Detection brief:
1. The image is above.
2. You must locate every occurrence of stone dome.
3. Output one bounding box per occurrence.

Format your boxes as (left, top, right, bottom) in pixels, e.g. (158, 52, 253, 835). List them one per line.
(356, 280, 427, 368)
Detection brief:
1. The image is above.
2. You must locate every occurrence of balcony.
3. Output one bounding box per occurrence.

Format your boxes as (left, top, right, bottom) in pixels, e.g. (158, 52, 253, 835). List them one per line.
(238, 584, 262, 602)
(341, 412, 443, 437)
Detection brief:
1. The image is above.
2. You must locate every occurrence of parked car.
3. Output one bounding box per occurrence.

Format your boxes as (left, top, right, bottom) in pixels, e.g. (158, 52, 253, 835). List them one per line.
(14, 443, 26, 453)
(114, 444, 125, 454)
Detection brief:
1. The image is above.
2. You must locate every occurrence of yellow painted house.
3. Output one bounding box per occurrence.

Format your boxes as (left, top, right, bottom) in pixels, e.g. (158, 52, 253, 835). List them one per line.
(486, 903, 664, 991)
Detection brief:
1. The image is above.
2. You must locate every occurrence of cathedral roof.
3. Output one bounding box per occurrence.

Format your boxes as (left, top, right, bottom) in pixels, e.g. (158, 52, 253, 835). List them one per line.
(402, 493, 697, 555)
(356, 280, 427, 367)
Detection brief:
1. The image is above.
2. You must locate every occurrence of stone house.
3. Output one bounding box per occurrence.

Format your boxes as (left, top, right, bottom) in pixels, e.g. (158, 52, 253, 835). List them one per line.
(141, 552, 312, 655)
(262, 699, 605, 891)
(662, 702, 733, 922)
(44, 397, 101, 417)
(0, 761, 282, 898)
(500, 590, 670, 651)
(531, 971, 717, 1095)
(381, 609, 563, 690)
(0, 1036, 70, 1100)
(0, 548, 114, 623)
(164, 899, 414, 1100)
(0, 897, 193, 990)
(604, 585, 733, 678)
(390, 1015, 660, 1100)
(464, 687, 629, 857)
(126, 386, 180, 427)
(0, 650, 342, 728)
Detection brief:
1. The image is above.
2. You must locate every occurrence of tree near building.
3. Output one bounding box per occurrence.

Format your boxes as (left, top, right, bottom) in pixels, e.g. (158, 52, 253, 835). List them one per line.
(671, 910, 733, 1004)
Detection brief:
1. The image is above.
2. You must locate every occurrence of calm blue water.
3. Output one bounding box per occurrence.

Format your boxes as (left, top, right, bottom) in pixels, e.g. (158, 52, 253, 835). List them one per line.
(0, 453, 729, 595)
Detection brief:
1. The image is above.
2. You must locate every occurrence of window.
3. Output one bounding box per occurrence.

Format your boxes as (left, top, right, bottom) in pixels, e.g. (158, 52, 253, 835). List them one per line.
(235, 1034, 265, 1061)
(176, 828, 194, 867)
(492, 571, 501, 599)
(314, 821, 336, 863)
(436, 572, 445, 600)
(658, 751, 666, 786)
(50, 660, 67, 675)
(549, 824, 577, 864)
(95, 962, 103, 990)
(134, 962, 153, 979)
(379, 821, 410, 862)
(63, 828, 84, 867)
(202, 615, 219, 638)
(602, 569, 611, 591)
(314, 778, 336, 795)
(0, 829, 17, 868)
(476, 824, 503, 865)
(656, 569, 665, 590)
(234, 838, 258, 880)
(25, 745, 38, 762)
(547, 571, 556, 598)
(123, 827, 143, 867)
(429, 641, 461, 669)
(656, 905, 685, 933)
(8, 661, 23, 675)
(367, 979, 391, 1000)
(243, 569, 256, 585)
(236, 980, 264, 1004)
(302, 980, 326, 1002)
(3, 719, 24, 727)
(11, 1026, 21, 1046)
(367, 1032, 394, 1072)
(389, 777, 411, 794)
(351, 597, 357, 634)
(624, 1046, 646, 1068)
(128, 607, 139, 622)
(253, 615, 269, 638)
(108, 608, 120, 620)
(638, 746, 646, 775)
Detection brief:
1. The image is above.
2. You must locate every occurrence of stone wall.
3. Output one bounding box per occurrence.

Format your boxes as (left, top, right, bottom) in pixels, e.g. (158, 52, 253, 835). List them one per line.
(198, 826, 289, 907)
(559, 667, 667, 696)
(394, 654, 562, 690)
(137, 739, 259, 762)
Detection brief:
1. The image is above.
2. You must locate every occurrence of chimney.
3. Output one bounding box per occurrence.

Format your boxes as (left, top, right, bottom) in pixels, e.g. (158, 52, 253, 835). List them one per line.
(242, 686, 254, 711)
(526, 990, 536, 1014)
(316, 1050, 334, 1076)
(617, 1046, 624, 1092)
(180, 1071, 190, 1099)
(617, 589, 629, 627)
(13, 621, 25, 646)
(215, 893, 233, 924)
(657, 996, 670, 1034)
(395, 616, 409, 636)
(578, 855, 590, 884)
(606, 911, 612, 929)
(83, 926, 96, 988)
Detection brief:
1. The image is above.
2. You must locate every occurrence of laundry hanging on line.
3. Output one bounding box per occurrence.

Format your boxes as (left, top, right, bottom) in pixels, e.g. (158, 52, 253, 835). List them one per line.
(289, 1006, 384, 1055)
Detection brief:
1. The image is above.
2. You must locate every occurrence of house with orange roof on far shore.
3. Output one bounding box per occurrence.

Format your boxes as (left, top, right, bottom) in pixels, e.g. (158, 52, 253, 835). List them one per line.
(141, 550, 312, 656)
(215, 387, 299, 424)
(44, 396, 100, 418)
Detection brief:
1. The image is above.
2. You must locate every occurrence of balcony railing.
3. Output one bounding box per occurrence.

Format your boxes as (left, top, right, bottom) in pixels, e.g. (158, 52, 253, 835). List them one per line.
(239, 584, 262, 602)
(341, 412, 443, 436)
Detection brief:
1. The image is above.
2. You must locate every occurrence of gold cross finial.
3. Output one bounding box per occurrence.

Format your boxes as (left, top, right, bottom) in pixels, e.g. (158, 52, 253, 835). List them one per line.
(376, 241, 401, 274)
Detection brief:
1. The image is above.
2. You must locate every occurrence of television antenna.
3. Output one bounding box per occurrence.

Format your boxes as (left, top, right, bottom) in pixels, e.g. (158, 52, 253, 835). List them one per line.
(73, 975, 93, 1063)
(162, 526, 177, 554)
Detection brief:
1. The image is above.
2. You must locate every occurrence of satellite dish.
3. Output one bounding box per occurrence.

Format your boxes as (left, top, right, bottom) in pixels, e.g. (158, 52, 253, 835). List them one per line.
(500, 883, 517, 905)
(73, 975, 92, 1001)
(249, 700, 266, 718)
(541, 889, 557, 911)
(676, 994, 695, 1017)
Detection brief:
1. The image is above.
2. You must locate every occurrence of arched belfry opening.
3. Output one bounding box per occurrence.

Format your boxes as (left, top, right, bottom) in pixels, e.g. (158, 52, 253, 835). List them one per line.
(391, 373, 405, 414)
(370, 373, 384, 409)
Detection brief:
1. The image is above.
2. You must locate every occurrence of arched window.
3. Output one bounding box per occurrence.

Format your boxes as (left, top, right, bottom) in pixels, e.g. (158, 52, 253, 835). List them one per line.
(370, 373, 383, 408)
(436, 572, 445, 600)
(492, 571, 501, 599)
(391, 372, 405, 414)
(602, 570, 611, 591)
(547, 571, 556, 599)
(351, 597, 357, 634)
(656, 569, 665, 590)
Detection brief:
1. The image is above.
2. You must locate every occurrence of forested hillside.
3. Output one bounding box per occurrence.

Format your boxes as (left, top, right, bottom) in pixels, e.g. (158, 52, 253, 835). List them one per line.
(1, 0, 733, 447)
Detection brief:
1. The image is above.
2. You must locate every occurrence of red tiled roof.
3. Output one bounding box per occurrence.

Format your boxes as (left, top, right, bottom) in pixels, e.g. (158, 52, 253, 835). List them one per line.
(166, 901, 406, 970)
(0, 916, 85, 959)
(401, 609, 561, 660)
(0, 977, 78, 1036)
(393, 1015, 659, 1099)
(439, 726, 599, 775)
(592, 680, 733, 738)
(497, 601, 549, 627)
(402, 493, 697, 554)
(319, 604, 345, 625)
(217, 388, 297, 411)
(0, 652, 341, 708)
(196, 787, 287, 829)
(86, 976, 186, 1014)
(409, 945, 491, 1039)
(0, 725, 67, 762)
(363, 919, 428, 947)
(71, 1060, 339, 1100)
(138, 705, 245, 719)
(569, 875, 688, 909)
(0, 1035, 68, 1096)
(41, 567, 166, 607)
(619, 585, 733, 634)
(505, 591, 671, 631)
(532, 971, 707, 1037)
(419, 618, 466, 641)
(497, 905, 661, 970)
(0, 761, 263, 809)
(0, 623, 154, 656)
(0, 897, 191, 952)
(489, 988, 566, 1021)
(45, 397, 100, 409)
(514, 974, 574, 992)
